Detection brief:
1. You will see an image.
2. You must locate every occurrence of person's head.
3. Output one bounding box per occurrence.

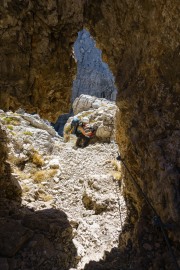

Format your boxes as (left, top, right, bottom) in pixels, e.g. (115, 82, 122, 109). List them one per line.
(81, 117, 89, 124)
(71, 116, 80, 127)
(73, 116, 79, 122)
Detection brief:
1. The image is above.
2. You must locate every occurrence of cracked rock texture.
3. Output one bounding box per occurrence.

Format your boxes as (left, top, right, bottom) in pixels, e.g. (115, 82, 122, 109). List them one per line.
(0, 1, 180, 269)
(0, 0, 84, 121)
(65, 94, 118, 142)
(84, 1, 180, 268)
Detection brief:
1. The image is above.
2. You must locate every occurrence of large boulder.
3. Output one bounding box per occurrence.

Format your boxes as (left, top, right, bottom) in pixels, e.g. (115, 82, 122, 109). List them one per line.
(65, 95, 118, 142)
(0, 218, 33, 257)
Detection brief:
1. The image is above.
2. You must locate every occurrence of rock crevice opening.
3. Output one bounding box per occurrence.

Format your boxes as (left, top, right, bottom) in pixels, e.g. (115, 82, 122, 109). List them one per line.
(0, 0, 179, 269)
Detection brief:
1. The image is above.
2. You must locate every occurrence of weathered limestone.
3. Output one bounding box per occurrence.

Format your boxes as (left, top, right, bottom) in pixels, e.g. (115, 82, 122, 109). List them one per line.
(0, 0, 179, 269)
(84, 2, 180, 268)
(0, 110, 126, 270)
(0, 126, 7, 177)
(0, 0, 84, 121)
(72, 29, 117, 102)
(65, 94, 118, 142)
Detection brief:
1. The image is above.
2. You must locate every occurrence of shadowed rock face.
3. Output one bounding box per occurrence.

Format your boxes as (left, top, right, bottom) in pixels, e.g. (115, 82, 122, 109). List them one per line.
(0, 0, 84, 121)
(0, 126, 10, 198)
(84, 0, 180, 249)
(0, 127, 7, 176)
(0, 0, 180, 269)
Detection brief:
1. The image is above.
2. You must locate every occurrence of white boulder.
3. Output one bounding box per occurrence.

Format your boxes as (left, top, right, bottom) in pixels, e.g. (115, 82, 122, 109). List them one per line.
(65, 95, 118, 142)
(49, 159, 60, 169)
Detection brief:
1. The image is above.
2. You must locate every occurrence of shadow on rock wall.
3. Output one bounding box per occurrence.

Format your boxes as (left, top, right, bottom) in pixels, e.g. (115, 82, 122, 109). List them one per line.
(84, 221, 179, 270)
(0, 186, 78, 270)
(84, 183, 179, 270)
(0, 128, 77, 270)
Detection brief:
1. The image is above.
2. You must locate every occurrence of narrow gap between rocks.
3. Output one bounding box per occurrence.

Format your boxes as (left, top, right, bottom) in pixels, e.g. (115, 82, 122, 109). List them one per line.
(53, 29, 117, 137)
(0, 94, 128, 269)
(0, 29, 128, 270)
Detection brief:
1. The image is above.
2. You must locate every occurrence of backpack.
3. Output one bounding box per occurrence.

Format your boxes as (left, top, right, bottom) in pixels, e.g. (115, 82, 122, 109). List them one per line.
(83, 124, 97, 138)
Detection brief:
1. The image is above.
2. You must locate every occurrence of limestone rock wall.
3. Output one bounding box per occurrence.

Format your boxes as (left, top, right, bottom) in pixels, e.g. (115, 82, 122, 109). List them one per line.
(0, 0, 180, 268)
(72, 29, 117, 102)
(0, 0, 84, 121)
(0, 125, 9, 195)
(0, 126, 7, 176)
(84, 0, 180, 264)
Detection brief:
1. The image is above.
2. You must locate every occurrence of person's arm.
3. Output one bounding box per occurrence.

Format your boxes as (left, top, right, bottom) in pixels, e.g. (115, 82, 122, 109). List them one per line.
(78, 126, 91, 136)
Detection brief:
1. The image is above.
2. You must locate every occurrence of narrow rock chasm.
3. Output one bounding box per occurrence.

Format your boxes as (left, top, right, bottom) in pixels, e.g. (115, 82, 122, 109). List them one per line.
(72, 29, 117, 102)
(53, 28, 117, 137)
(0, 0, 179, 269)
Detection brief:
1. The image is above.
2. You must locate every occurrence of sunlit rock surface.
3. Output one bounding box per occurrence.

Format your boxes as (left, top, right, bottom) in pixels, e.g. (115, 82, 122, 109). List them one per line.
(0, 110, 126, 270)
(72, 29, 117, 102)
(64, 95, 118, 142)
(0, 0, 179, 269)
